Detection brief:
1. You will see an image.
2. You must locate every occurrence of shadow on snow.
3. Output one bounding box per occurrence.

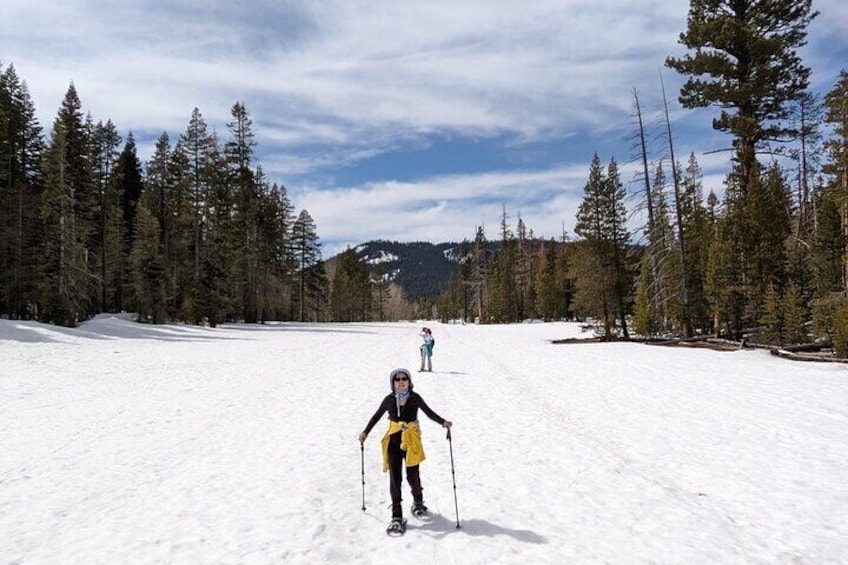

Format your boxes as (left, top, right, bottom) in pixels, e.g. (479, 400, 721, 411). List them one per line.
(413, 514, 547, 544)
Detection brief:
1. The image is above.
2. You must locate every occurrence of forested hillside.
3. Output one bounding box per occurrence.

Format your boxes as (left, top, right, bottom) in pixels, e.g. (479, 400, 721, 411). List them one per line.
(354, 240, 460, 298)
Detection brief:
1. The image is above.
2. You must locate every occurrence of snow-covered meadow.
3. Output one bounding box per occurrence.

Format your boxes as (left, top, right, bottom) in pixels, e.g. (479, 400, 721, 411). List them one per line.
(2, 317, 847, 564)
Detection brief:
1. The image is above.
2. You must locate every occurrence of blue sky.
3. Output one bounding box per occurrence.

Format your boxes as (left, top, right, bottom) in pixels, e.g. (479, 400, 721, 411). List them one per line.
(2, 1, 847, 256)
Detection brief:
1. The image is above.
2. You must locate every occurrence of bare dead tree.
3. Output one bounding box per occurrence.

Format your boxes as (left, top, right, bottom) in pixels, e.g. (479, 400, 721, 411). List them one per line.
(660, 71, 693, 337)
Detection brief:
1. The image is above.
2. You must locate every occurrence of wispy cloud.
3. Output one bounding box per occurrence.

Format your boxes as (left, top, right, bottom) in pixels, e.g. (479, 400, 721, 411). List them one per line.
(5, 1, 697, 137)
(3, 0, 846, 256)
(300, 165, 608, 254)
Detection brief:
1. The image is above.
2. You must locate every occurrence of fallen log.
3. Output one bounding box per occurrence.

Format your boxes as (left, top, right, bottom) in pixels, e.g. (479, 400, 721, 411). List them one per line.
(779, 341, 831, 353)
(551, 336, 621, 344)
(769, 349, 847, 363)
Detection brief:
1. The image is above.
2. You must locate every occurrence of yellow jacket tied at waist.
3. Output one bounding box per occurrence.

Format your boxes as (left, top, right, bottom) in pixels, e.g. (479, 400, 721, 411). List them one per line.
(381, 420, 425, 471)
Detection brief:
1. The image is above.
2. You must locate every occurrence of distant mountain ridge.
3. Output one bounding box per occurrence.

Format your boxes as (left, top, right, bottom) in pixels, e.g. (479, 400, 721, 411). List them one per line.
(347, 240, 461, 299)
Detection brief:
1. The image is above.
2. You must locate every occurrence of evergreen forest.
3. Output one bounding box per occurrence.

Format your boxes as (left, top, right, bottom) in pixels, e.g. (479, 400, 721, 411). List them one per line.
(2, 0, 848, 353)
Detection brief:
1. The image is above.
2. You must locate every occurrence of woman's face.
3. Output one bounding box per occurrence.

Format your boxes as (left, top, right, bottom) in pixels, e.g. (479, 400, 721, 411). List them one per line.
(393, 373, 410, 389)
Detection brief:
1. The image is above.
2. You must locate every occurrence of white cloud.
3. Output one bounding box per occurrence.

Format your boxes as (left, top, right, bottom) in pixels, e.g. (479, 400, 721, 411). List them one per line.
(3, 0, 844, 255)
(299, 165, 598, 255)
(6, 1, 696, 140)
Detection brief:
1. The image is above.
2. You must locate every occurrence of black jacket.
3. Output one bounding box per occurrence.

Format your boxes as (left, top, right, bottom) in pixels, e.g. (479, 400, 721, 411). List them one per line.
(362, 391, 446, 436)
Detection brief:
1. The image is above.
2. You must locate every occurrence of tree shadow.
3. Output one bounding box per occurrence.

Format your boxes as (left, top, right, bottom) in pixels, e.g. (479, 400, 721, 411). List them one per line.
(0, 317, 235, 343)
(0, 317, 383, 344)
(415, 514, 547, 544)
(224, 322, 380, 336)
(0, 322, 73, 343)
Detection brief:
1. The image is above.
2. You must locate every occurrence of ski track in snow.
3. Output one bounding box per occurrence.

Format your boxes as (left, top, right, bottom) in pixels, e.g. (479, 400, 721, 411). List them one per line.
(1, 318, 847, 564)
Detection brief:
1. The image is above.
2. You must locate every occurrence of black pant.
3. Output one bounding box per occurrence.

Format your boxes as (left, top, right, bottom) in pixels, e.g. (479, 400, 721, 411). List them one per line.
(387, 433, 423, 518)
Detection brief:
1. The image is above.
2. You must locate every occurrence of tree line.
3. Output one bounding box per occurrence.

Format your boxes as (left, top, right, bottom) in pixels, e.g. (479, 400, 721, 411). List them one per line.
(0, 63, 426, 327)
(437, 1, 848, 352)
(0, 65, 399, 326)
(4, 0, 848, 345)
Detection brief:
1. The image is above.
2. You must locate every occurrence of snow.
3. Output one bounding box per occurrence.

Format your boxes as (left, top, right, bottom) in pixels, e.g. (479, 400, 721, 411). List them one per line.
(364, 250, 399, 265)
(2, 316, 847, 564)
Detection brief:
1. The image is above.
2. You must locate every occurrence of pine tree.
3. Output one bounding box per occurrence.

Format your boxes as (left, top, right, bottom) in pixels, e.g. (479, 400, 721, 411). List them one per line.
(555, 235, 574, 320)
(165, 140, 194, 320)
(225, 102, 260, 323)
(39, 84, 94, 326)
(198, 136, 236, 327)
(534, 240, 559, 321)
(812, 186, 844, 295)
(145, 132, 174, 310)
(573, 155, 633, 337)
(89, 119, 122, 312)
(706, 206, 746, 338)
(456, 239, 475, 322)
(130, 201, 166, 324)
(180, 108, 215, 292)
(0, 63, 44, 319)
(607, 159, 633, 338)
(256, 181, 295, 322)
(759, 282, 782, 344)
(473, 226, 489, 322)
(488, 207, 519, 323)
(570, 240, 609, 334)
(110, 134, 144, 312)
(573, 154, 613, 333)
(516, 215, 535, 319)
(633, 256, 660, 338)
(330, 247, 370, 322)
(437, 270, 463, 323)
(822, 70, 848, 287)
(680, 153, 711, 332)
(371, 262, 391, 321)
(292, 209, 322, 322)
(305, 259, 329, 322)
(439, 240, 476, 323)
(747, 164, 792, 319)
(782, 282, 807, 344)
(833, 300, 848, 358)
(487, 244, 519, 323)
(666, 0, 818, 198)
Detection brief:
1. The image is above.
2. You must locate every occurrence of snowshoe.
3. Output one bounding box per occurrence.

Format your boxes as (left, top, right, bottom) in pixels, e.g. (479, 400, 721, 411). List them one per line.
(411, 502, 430, 519)
(386, 517, 407, 536)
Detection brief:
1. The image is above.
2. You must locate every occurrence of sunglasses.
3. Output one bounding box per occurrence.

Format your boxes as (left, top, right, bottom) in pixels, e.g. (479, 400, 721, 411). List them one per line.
(393, 376, 409, 382)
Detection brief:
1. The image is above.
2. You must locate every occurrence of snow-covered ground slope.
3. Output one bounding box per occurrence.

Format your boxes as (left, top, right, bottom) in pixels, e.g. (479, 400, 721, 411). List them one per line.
(2, 317, 846, 564)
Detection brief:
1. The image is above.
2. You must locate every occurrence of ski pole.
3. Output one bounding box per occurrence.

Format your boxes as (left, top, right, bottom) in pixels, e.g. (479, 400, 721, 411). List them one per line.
(447, 428, 461, 529)
(360, 442, 366, 511)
